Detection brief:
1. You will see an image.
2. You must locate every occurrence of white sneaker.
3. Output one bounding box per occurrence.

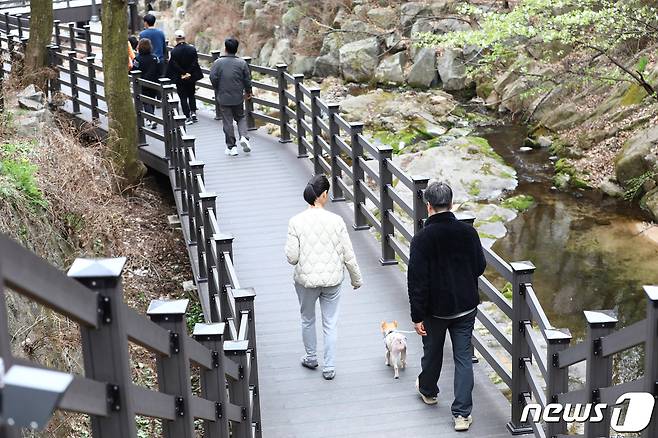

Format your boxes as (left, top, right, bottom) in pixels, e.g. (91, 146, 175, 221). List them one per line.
(415, 377, 438, 405)
(454, 415, 473, 431)
(239, 136, 251, 153)
(225, 147, 238, 157)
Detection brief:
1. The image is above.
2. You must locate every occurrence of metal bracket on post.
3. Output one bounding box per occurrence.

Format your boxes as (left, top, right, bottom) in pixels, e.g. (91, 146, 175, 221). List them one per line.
(106, 384, 121, 412)
(175, 396, 185, 417)
(98, 295, 112, 325)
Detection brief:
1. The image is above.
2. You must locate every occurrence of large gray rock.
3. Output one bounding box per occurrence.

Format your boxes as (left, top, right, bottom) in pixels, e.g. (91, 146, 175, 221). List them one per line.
(411, 17, 470, 37)
(253, 8, 275, 35)
(400, 2, 429, 33)
(599, 179, 624, 198)
(281, 6, 304, 34)
(268, 39, 294, 67)
(258, 38, 275, 66)
(339, 37, 380, 83)
(332, 8, 349, 28)
(641, 188, 658, 221)
(615, 126, 658, 186)
(292, 55, 316, 78)
(366, 7, 396, 29)
(18, 84, 46, 111)
(243, 0, 260, 19)
(406, 48, 437, 88)
(437, 47, 467, 91)
(540, 103, 588, 131)
(374, 52, 406, 84)
(314, 54, 340, 77)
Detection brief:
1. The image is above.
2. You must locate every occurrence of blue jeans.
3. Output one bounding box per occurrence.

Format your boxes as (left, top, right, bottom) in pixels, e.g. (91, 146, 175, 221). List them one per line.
(418, 309, 476, 417)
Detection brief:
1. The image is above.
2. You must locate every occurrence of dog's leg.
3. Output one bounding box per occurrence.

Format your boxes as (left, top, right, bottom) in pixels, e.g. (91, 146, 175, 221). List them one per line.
(385, 349, 390, 366)
(393, 351, 400, 379)
(401, 347, 407, 368)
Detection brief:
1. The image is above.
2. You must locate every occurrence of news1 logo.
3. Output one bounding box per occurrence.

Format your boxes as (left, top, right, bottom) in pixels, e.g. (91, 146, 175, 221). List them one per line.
(521, 392, 656, 432)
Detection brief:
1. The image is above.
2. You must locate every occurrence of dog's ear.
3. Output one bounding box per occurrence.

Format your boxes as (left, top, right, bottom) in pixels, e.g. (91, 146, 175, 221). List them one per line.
(393, 320, 398, 328)
(380, 320, 386, 330)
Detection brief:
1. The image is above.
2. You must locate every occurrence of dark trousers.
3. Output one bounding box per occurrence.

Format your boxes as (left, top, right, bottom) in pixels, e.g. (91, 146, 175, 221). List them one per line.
(219, 104, 248, 148)
(176, 81, 197, 118)
(418, 309, 476, 417)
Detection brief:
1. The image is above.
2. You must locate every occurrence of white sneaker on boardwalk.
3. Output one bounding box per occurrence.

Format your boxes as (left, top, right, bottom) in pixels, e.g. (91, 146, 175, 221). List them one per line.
(454, 415, 473, 431)
(415, 377, 437, 405)
(225, 147, 238, 157)
(239, 136, 251, 153)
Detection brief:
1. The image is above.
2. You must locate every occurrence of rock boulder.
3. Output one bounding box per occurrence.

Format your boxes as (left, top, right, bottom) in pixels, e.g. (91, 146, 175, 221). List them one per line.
(314, 54, 340, 77)
(406, 48, 437, 88)
(339, 37, 380, 83)
(641, 188, 658, 221)
(615, 126, 658, 186)
(366, 7, 396, 29)
(374, 52, 406, 84)
(268, 39, 294, 67)
(437, 47, 467, 91)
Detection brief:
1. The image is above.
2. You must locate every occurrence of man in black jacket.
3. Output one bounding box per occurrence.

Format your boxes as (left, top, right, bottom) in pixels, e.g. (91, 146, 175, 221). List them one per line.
(407, 181, 486, 432)
(166, 30, 202, 124)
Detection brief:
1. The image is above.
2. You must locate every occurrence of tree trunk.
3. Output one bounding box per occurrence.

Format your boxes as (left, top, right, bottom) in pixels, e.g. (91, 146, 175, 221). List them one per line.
(102, 0, 146, 190)
(24, 0, 53, 89)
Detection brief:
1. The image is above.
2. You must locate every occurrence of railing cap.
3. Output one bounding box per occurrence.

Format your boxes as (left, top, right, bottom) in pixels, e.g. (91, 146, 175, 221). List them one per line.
(181, 134, 196, 142)
(455, 212, 476, 224)
(412, 176, 430, 184)
(309, 87, 321, 95)
(223, 340, 249, 354)
(199, 192, 217, 200)
(584, 310, 618, 328)
(67, 257, 126, 278)
(350, 121, 365, 130)
(147, 299, 189, 316)
(193, 322, 225, 338)
(275, 63, 287, 70)
(544, 328, 572, 344)
(327, 102, 340, 111)
(173, 115, 187, 122)
(190, 160, 204, 169)
(129, 69, 142, 75)
(377, 144, 394, 154)
(66, 50, 76, 56)
(213, 233, 234, 242)
(85, 55, 96, 61)
(510, 261, 536, 274)
(232, 287, 256, 302)
(644, 285, 658, 302)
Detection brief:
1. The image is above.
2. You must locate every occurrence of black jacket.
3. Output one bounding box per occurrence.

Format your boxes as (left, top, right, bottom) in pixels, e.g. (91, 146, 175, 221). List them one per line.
(407, 211, 486, 322)
(132, 53, 160, 82)
(166, 42, 203, 83)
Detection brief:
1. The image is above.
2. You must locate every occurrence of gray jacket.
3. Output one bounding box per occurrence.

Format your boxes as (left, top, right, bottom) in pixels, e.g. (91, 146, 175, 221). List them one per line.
(209, 55, 252, 106)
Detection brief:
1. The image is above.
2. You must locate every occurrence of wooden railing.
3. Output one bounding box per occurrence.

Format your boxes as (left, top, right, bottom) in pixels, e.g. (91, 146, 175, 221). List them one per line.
(1, 13, 657, 438)
(0, 15, 261, 438)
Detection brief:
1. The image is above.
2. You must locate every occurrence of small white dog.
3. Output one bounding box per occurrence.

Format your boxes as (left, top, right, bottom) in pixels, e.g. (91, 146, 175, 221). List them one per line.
(381, 320, 407, 379)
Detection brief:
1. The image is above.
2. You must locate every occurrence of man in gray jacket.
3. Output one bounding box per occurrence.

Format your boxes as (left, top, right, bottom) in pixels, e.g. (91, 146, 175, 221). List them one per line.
(209, 37, 253, 157)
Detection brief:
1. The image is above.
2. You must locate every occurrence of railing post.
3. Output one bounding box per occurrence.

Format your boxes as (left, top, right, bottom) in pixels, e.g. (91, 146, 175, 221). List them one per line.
(243, 57, 257, 130)
(197, 193, 216, 284)
(507, 261, 536, 435)
(350, 123, 369, 230)
(544, 328, 572, 438)
(275, 64, 291, 143)
(53, 20, 61, 47)
(83, 24, 92, 56)
(210, 50, 222, 120)
(584, 310, 617, 438)
(67, 51, 80, 114)
(187, 160, 203, 245)
(377, 145, 397, 265)
(3, 13, 9, 35)
(86, 55, 99, 121)
(160, 79, 174, 158)
(224, 341, 253, 438)
(130, 71, 147, 146)
(327, 103, 344, 201)
(128, 1, 139, 34)
(15, 14, 22, 40)
(233, 288, 261, 437)
(67, 257, 137, 437)
(291, 73, 306, 157)
(411, 177, 429, 234)
(48, 45, 61, 97)
(147, 299, 195, 438)
(309, 88, 322, 175)
(643, 286, 658, 438)
(67, 22, 75, 52)
(203, 196, 218, 285)
(163, 39, 170, 65)
(214, 235, 235, 324)
(193, 323, 230, 438)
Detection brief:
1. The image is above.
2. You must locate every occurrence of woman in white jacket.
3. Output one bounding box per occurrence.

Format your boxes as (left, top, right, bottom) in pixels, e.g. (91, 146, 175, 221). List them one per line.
(285, 174, 362, 380)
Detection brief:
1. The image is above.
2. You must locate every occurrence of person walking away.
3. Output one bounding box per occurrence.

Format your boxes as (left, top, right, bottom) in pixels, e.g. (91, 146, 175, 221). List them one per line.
(285, 175, 362, 380)
(166, 30, 203, 125)
(131, 38, 160, 129)
(209, 37, 253, 157)
(139, 14, 166, 76)
(407, 181, 486, 432)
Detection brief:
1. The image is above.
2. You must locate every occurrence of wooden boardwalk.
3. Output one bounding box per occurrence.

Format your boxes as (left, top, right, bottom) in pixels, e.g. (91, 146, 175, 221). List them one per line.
(52, 70, 513, 435)
(182, 110, 512, 437)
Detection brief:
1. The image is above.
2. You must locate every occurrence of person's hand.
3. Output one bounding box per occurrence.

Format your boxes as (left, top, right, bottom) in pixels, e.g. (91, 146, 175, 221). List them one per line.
(414, 322, 427, 336)
(181, 73, 191, 80)
(245, 92, 253, 101)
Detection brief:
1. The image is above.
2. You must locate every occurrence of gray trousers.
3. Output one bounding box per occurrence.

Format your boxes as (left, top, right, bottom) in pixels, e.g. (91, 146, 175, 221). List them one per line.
(220, 104, 249, 148)
(294, 283, 341, 371)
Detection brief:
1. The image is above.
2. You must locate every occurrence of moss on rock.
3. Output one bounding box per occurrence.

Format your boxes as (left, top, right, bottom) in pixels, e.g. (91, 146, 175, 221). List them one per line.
(501, 194, 535, 212)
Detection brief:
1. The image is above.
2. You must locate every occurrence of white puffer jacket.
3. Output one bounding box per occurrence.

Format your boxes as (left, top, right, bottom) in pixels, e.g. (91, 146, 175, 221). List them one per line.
(285, 208, 362, 289)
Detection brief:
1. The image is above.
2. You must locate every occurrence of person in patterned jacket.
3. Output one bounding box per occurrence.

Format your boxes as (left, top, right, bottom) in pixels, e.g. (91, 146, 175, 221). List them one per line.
(285, 174, 362, 380)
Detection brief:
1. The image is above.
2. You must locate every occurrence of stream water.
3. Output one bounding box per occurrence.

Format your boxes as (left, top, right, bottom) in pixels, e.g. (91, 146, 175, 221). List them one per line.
(478, 124, 658, 340)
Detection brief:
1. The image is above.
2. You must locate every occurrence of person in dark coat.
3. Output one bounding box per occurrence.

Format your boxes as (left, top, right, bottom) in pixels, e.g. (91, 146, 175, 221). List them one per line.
(407, 181, 486, 432)
(209, 37, 253, 156)
(166, 29, 203, 124)
(131, 38, 160, 129)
